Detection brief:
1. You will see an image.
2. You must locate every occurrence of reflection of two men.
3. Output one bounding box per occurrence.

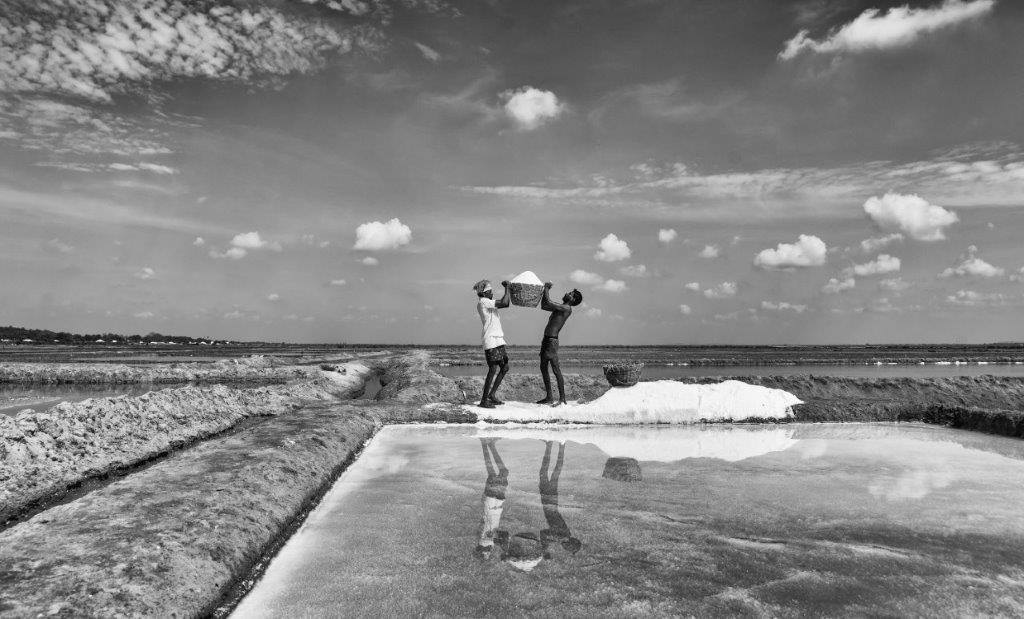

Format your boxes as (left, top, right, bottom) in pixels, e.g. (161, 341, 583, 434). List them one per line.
(475, 439, 581, 571)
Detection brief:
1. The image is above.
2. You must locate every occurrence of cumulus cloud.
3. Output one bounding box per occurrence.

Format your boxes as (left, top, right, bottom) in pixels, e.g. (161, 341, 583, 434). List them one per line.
(698, 244, 721, 259)
(584, 307, 603, 318)
(703, 281, 737, 299)
(940, 245, 1005, 278)
(761, 301, 808, 313)
(134, 267, 155, 280)
(361, 256, 380, 266)
(879, 277, 911, 292)
(594, 233, 631, 262)
(596, 279, 627, 293)
(754, 234, 828, 269)
(133, 311, 155, 319)
(620, 264, 648, 278)
(570, 269, 626, 293)
(684, 282, 701, 292)
(822, 277, 856, 294)
(353, 218, 412, 251)
(946, 289, 1007, 306)
(779, 0, 996, 60)
(267, 293, 281, 301)
(679, 304, 692, 315)
(193, 237, 205, 247)
(864, 192, 958, 241)
(847, 254, 901, 277)
(860, 233, 904, 253)
(45, 238, 74, 254)
(500, 86, 564, 130)
(658, 228, 678, 243)
(231, 231, 281, 251)
(330, 279, 347, 287)
(569, 269, 604, 287)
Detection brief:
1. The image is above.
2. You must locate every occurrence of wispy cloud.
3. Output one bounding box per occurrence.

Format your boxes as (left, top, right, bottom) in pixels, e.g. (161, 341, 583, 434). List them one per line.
(780, 0, 996, 60)
(461, 143, 1024, 217)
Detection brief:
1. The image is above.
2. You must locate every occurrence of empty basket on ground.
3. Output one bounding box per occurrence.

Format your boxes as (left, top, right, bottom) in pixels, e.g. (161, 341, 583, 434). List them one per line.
(509, 282, 544, 307)
(603, 362, 644, 387)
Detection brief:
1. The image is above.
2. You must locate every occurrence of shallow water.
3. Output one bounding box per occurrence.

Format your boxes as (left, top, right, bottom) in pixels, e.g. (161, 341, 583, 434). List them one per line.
(439, 362, 1024, 379)
(0, 384, 152, 417)
(235, 423, 1024, 617)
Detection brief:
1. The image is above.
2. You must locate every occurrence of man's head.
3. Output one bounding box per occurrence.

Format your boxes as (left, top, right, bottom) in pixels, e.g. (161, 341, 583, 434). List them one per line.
(473, 279, 493, 299)
(562, 288, 583, 306)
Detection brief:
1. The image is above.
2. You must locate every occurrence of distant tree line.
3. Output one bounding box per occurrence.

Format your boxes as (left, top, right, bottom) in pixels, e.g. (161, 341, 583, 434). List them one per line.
(0, 326, 230, 345)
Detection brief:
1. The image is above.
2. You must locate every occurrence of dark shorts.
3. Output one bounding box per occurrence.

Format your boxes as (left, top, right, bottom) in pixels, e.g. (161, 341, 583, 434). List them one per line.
(540, 336, 559, 361)
(485, 345, 508, 366)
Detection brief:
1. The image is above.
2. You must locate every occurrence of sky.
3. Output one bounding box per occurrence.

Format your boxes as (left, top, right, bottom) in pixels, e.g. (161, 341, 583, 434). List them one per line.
(2, 0, 1024, 345)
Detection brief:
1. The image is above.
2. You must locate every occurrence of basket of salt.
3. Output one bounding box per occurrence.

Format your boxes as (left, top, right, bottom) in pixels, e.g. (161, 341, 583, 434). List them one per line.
(509, 271, 545, 308)
(603, 361, 644, 387)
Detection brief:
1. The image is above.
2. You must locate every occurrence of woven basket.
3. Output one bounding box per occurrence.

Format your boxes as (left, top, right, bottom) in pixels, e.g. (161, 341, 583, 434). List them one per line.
(602, 457, 642, 482)
(509, 282, 544, 307)
(603, 362, 644, 387)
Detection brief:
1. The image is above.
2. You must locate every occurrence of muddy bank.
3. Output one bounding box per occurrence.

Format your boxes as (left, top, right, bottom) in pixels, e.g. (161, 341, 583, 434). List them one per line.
(0, 364, 372, 524)
(0, 387, 472, 616)
(454, 373, 608, 404)
(693, 375, 1024, 422)
(0, 355, 317, 385)
(377, 351, 464, 403)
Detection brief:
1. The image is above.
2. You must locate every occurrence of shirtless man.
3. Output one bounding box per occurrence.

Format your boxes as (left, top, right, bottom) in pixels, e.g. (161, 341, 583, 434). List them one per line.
(537, 283, 583, 407)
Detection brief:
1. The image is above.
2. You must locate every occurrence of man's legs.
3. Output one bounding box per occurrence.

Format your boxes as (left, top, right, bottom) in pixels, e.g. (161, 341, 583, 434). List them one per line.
(489, 357, 508, 403)
(480, 361, 498, 408)
(550, 357, 566, 406)
(537, 357, 553, 404)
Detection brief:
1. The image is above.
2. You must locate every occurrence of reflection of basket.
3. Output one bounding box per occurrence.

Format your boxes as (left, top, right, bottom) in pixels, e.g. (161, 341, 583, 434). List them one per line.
(509, 282, 544, 307)
(603, 362, 644, 387)
(602, 457, 642, 482)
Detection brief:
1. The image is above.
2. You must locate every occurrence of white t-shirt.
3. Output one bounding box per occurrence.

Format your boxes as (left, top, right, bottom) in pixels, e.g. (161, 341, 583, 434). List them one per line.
(477, 297, 505, 350)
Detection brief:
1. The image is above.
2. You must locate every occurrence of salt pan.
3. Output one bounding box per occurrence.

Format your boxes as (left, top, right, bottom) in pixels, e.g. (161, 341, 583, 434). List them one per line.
(464, 380, 801, 424)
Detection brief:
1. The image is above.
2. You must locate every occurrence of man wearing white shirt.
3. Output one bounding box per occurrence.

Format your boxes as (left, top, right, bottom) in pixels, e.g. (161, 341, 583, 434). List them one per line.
(473, 279, 510, 408)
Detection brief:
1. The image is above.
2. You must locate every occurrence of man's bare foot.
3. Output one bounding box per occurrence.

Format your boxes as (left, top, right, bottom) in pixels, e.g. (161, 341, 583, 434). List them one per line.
(536, 397, 554, 405)
(551, 400, 567, 408)
(487, 397, 504, 405)
(478, 401, 496, 409)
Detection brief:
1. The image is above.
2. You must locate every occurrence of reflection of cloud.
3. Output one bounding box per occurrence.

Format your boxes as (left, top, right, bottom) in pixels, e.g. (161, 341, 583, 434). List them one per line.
(869, 468, 955, 501)
(476, 426, 798, 462)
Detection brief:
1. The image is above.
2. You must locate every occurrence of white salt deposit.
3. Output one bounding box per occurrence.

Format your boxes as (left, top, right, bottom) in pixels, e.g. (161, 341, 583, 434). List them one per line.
(510, 270, 544, 285)
(464, 380, 801, 424)
(475, 425, 798, 462)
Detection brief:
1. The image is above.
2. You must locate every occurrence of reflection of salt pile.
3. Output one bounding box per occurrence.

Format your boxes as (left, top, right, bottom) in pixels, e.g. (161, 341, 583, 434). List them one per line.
(476, 425, 798, 462)
(465, 380, 801, 424)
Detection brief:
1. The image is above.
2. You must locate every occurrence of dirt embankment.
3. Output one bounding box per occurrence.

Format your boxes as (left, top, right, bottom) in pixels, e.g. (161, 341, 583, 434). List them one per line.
(0, 364, 373, 524)
(0, 354, 473, 617)
(0, 355, 317, 385)
(376, 351, 465, 403)
(454, 373, 608, 404)
(681, 375, 1024, 423)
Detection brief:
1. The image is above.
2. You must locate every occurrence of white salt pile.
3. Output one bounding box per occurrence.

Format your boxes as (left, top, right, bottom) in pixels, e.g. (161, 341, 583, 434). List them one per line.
(510, 270, 544, 285)
(475, 426, 798, 462)
(464, 380, 801, 424)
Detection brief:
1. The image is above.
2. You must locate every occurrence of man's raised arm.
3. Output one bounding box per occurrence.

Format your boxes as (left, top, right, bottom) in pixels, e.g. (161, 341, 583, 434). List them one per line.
(495, 280, 511, 308)
(540, 282, 568, 312)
